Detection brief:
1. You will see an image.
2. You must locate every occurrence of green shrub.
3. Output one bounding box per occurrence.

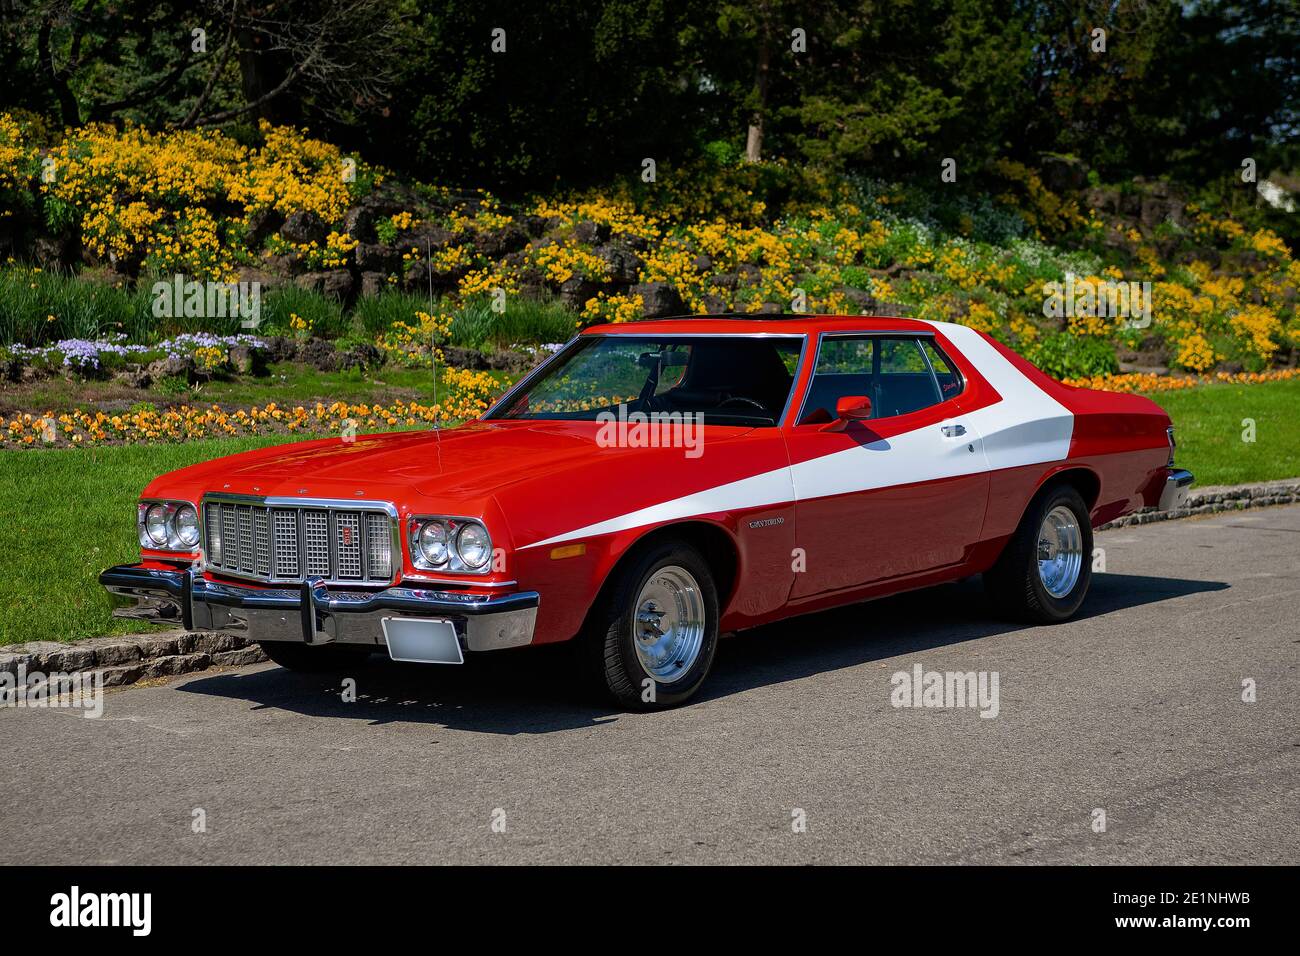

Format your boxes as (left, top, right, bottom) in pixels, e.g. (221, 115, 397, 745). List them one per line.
(353, 290, 429, 339)
(259, 286, 347, 339)
(449, 295, 578, 349)
(1028, 332, 1119, 380)
(0, 266, 152, 346)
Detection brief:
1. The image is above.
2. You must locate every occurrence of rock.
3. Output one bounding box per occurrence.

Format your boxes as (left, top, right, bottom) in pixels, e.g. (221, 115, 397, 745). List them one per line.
(359, 272, 388, 297)
(94, 642, 144, 667)
(228, 345, 268, 376)
(148, 353, 197, 382)
(96, 664, 145, 688)
(571, 220, 611, 245)
(262, 336, 299, 362)
(134, 634, 181, 658)
(709, 272, 738, 290)
(280, 210, 327, 245)
(141, 653, 211, 680)
(441, 346, 490, 370)
(757, 301, 785, 314)
(321, 269, 354, 301)
(487, 350, 534, 373)
(212, 646, 268, 667)
(355, 243, 399, 273)
(336, 343, 382, 371)
(299, 338, 339, 371)
(342, 206, 375, 243)
(245, 208, 284, 249)
(0, 651, 33, 678)
(39, 646, 95, 672)
(295, 270, 353, 299)
(520, 215, 549, 237)
(474, 224, 529, 258)
(265, 251, 306, 275)
(559, 276, 599, 310)
(595, 244, 644, 284)
(1, 355, 23, 382)
(112, 364, 152, 389)
(737, 264, 762, 286)
(1039, 153, 1089, 194)
(178, 632, 250, 655)
(631, 281, 685, 318)
(691, 254, 713, 274)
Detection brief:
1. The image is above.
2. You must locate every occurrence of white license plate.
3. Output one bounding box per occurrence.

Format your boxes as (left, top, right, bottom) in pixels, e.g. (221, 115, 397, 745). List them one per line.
(382, 617, 464, 664)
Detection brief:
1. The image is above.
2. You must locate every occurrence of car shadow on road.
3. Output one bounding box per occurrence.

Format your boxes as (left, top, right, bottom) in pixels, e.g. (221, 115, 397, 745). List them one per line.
(176, 571, 1226, 733)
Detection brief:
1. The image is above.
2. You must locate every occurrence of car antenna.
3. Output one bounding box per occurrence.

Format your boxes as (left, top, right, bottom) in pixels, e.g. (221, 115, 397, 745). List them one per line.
(427, 235, 440, 438)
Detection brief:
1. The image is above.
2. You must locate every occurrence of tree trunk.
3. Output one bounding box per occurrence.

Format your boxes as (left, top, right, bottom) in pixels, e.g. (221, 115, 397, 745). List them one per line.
(744, 31, 771, 163)
(236, 27, 301, 125)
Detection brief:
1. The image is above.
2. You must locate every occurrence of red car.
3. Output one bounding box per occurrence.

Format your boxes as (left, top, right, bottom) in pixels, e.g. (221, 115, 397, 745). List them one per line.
(102, 316, 1193, 709)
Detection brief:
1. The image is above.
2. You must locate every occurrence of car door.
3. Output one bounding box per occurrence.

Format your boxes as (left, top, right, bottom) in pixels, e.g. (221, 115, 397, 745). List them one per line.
(785, 333, 990, 600)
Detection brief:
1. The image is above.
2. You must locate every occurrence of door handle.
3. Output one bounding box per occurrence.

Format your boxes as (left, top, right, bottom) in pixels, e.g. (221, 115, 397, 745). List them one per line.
(941, 424, 967, 437)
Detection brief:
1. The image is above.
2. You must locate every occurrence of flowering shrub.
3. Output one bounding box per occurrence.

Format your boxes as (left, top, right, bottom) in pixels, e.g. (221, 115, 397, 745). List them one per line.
(32, 119, 377, 281)
(5, 333, 265, 374)
(2, 391, 499, 448)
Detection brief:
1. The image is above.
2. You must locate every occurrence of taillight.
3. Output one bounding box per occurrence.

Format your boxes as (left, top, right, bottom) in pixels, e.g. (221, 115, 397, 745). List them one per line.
(1166, 426, 1176, 466)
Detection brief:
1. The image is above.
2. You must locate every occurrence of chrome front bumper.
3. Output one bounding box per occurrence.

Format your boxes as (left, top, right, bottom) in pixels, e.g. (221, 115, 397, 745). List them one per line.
(1158, 468, 1195, 512)
(100, 565, 538, 652)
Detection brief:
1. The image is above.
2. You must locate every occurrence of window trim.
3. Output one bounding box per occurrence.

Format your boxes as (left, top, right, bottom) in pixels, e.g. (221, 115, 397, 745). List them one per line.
(793, 330, 965, 427)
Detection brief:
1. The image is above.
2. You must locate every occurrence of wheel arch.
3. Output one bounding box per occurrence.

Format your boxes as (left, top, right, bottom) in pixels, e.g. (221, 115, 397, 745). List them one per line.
(1036, 465, 1102, 517)
(586, 520, 740, 629)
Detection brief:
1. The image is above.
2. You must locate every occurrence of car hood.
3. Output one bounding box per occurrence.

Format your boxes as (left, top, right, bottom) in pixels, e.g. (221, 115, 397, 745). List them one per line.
(171, 420, 755, 501)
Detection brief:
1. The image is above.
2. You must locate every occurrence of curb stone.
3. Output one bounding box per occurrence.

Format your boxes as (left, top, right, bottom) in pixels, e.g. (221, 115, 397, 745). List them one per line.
(1, 630, 267, 690)
(1097, 478, 1300, 530)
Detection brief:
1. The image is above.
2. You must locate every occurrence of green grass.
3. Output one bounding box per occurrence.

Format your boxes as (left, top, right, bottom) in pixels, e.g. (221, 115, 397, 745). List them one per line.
(449, 296, 580, 350)
(0, 266, 155, 346)
(2, 377, 1296, 646)
(0, 437, 290, 646)
(1139, 378, 1300, 486)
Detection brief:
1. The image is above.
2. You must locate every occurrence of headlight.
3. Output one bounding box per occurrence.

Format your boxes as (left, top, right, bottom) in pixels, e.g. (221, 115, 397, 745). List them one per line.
(410, 516, 494, 573)
(417, 521, 449, 565)
(137, 500, 200, 552)
(145, 504, 170, 546)
(175, 504, 200, 547)
(456, 522, 491, 569)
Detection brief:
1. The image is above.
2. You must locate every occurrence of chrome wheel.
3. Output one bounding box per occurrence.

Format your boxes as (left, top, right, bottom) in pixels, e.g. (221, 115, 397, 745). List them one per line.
(633, 565, 706, 683)
(1036, 505, 1083, 598)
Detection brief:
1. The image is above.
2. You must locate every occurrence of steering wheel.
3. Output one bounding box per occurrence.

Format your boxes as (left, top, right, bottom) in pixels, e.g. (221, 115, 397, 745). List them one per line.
(718, 396, 769, 414)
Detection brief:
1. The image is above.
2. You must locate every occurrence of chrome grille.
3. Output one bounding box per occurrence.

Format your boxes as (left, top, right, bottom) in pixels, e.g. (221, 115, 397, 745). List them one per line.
(202, 496, 396, 585)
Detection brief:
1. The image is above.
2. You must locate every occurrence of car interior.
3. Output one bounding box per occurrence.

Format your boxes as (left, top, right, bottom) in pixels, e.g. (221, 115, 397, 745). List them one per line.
(650, 338, 800, 424)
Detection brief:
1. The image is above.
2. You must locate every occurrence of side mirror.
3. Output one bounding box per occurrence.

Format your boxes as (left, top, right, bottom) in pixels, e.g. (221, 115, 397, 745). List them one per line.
(836, 395, 872, 420)
(821, 395, 872, 432)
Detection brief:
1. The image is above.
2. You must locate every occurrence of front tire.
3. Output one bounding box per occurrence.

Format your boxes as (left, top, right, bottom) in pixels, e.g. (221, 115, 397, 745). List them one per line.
(984, 483, 1093, 623)
(258, 641, 374, 672)
(582, 541, 719, 710)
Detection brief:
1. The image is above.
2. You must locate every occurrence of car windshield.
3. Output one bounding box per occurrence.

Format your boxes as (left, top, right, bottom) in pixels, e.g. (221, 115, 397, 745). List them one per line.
(487, 335, 804, 426)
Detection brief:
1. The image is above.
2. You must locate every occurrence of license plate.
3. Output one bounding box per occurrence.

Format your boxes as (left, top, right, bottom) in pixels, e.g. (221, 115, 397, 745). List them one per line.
(382, 617, 464, 664)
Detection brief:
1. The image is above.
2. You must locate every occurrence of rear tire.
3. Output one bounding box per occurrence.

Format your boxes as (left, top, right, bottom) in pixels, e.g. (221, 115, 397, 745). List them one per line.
(984, 483, 1093, 624)
(258, 641, 374, 672)
(581, 541, 719, 710)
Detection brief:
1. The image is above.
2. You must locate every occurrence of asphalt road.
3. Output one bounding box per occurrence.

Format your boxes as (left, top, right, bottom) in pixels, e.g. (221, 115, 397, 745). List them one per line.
(3, 507, 1298, 865)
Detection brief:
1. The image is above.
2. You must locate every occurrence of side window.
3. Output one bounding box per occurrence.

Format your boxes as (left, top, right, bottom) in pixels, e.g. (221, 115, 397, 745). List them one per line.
(921, 339, 963, 399)
(874, 337, 942, 418)
(799, 336, 874, 424)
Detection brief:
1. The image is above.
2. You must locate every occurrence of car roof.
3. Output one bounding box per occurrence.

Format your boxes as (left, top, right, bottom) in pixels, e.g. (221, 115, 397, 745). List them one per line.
(580, 314, 934, 336)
